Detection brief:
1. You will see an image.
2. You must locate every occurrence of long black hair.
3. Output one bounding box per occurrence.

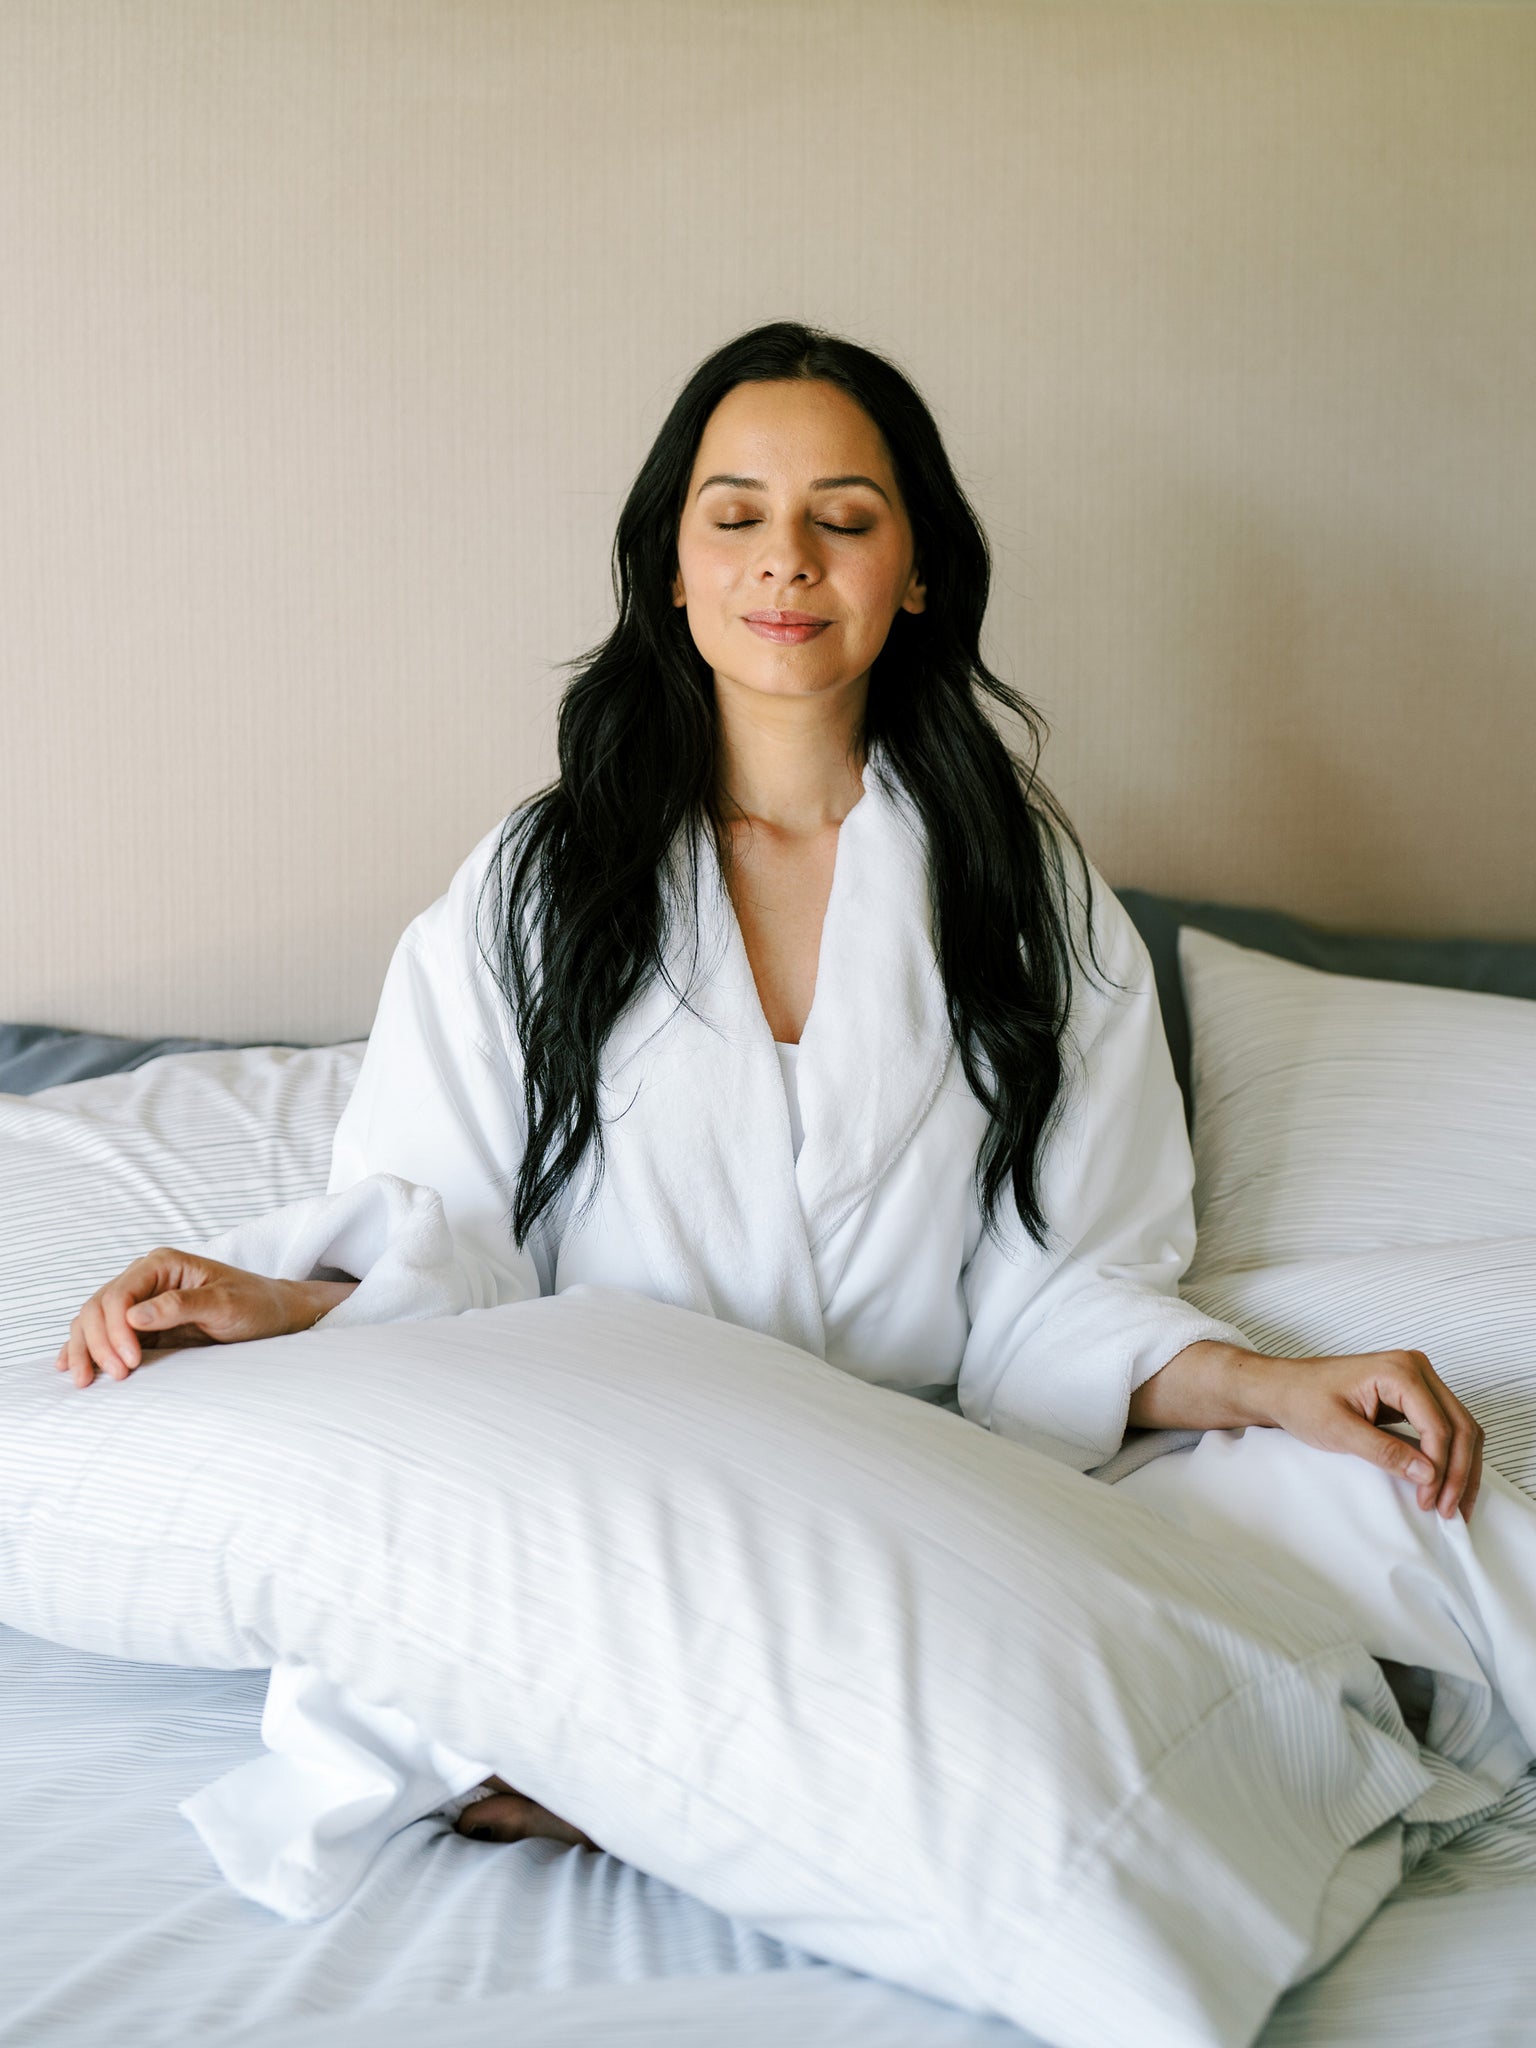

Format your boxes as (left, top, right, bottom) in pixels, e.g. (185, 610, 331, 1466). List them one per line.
(480, 321, 1110, 1253)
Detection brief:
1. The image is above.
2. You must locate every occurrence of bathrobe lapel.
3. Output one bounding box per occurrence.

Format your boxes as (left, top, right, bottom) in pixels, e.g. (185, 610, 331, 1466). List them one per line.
(792, 770, 954, 1252)
(595, 765, 954, 1360)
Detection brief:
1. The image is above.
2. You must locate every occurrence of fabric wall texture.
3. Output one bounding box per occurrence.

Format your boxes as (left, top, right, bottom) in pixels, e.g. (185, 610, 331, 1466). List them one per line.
(2, 0, 1532, 1043)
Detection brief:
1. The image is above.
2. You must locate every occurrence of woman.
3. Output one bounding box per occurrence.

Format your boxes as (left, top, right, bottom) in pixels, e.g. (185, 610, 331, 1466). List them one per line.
(60, 324, 1535, 1877)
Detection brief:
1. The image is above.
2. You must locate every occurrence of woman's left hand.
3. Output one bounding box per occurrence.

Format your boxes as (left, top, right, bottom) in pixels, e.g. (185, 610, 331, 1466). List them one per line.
(1242, 1347, 1484, 1523)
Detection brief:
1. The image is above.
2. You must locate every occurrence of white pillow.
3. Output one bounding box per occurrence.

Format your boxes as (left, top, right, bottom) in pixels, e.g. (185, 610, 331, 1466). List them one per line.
(1184, 1237, 1536, 1502)
(0, 1044, 364, 1369)
(1178, 928, 1536, 1280)
(0, 1286, 1465, 2048)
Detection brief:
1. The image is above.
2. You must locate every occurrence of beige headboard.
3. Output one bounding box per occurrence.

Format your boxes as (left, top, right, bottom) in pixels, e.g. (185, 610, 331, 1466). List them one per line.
(3, 0, 1532, 1044)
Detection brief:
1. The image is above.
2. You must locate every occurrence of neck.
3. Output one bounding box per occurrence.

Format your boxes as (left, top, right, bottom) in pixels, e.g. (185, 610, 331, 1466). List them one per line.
(713, 670, 869, 836)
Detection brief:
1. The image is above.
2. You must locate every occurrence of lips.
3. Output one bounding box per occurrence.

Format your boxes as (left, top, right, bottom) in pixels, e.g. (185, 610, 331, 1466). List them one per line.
(743, 610, 833, 644)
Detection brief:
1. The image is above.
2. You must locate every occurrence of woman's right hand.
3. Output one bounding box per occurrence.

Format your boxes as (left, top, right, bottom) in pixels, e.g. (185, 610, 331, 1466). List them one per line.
(56, 1250, 354, 1389)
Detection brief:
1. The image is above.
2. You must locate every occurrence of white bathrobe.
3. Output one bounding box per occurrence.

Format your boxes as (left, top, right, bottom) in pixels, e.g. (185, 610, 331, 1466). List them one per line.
(182, 763, 1536, 1918)
(226, 765, 1252, 1461)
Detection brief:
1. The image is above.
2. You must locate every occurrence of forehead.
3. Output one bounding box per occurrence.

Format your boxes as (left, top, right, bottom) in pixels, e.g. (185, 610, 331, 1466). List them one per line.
(691, 379, 895, 488)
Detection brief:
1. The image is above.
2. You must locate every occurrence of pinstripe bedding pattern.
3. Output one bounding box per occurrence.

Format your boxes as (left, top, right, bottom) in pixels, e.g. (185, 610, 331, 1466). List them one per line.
(6, 1294, 1523, 2048)
(0, 1046, 361, 1368)
(3, 1619, 1535, 2048)
(6, 938, 1536, 2043)
(1181, 1240, 1536, 1933)
(0, 1625, 805, 2048)
(8, 1287, 1488, 2048)
(1178, 929, 1536, 1280)
(1183, 1238, 1536, 1517)
(218, 1885, 1536, 2048)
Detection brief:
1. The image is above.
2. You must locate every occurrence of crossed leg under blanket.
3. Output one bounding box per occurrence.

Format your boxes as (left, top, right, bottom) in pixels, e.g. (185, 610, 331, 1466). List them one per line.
(1117, 1427, 1536, 1800)
(183, 1426, 1536, 1923)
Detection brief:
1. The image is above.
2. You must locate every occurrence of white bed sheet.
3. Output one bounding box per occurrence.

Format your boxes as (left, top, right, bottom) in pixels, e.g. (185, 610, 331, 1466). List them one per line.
(3, 1623, 1535, 2048)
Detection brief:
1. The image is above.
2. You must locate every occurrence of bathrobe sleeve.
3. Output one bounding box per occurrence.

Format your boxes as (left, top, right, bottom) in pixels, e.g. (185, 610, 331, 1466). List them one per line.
(955, 856, 1251, 1471)
(196, 818, 543, 1327)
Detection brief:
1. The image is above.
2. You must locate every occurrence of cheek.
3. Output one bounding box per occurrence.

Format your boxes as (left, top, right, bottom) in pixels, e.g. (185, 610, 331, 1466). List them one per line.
(677, 534, 739, 602)
(841, 546, 914, 632)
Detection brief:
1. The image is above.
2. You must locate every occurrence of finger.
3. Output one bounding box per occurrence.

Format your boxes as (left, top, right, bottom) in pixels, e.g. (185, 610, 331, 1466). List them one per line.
(1322, 1405, 1444, 1498)
(80, 1297, 132, 1382)
(1375, 1363, 1453, 1511)
(1432, 1390, 1485, 1522)
(1437, 1416, 1482, 1521)
(125, 1289, 183, 1332)
(66, 1317, 97, 1389)
(128, 1289, 214, 1336)
(99, 1278, 153, 1374)
(131, 1285, 232, 1343)
(1405, 1354, 1485, 1521)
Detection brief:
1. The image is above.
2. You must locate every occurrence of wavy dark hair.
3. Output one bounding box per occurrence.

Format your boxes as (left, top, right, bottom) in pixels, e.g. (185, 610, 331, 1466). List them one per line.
(479, 321, 1112, 1253)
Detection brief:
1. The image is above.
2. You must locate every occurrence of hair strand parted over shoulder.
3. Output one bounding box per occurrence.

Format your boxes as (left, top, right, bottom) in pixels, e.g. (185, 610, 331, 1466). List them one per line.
(478, 321, 1112, 1255)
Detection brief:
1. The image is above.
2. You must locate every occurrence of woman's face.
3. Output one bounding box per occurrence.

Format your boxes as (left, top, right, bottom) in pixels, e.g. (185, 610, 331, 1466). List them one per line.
(671, 379, 926, 706)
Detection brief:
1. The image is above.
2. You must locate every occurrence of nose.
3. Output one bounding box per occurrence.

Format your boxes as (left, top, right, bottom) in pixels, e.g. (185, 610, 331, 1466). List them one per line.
(749, 515, 822, 589)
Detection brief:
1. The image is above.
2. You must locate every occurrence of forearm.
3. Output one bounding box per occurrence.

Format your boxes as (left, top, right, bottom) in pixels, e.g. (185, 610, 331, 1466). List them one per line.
(1127, 1339, 1283, 1432)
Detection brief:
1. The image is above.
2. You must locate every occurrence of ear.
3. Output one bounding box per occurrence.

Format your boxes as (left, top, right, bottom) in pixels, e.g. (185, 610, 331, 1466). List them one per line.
(901, 564, 927, 615)
(671, 569, 687, 608)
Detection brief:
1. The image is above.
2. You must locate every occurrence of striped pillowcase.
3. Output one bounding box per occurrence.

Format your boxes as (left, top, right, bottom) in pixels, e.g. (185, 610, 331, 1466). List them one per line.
(1184, 1240, 1536, 1501)
(1176, 927, 1536, 1497)
(0, 1045, 363, 1371)
(1179, 926, 1536, 1277)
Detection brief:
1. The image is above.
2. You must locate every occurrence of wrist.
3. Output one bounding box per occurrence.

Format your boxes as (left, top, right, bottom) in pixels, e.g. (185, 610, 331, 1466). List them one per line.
(1210, 1344, 1288, 1429)
(1129, 1338, 1284, 1432)
(285, 1277, 358, 1333)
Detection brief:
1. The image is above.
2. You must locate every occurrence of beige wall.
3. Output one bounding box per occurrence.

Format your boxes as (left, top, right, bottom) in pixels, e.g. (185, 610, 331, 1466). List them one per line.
(2, 0, 1532, 1043)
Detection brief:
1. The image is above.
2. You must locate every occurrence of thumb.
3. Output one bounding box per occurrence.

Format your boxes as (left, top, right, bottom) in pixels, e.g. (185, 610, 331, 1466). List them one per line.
(127, 1288, 209, 1328)
(126, 1294, 174, 1325)
(1325, 1409, 1435, 1489)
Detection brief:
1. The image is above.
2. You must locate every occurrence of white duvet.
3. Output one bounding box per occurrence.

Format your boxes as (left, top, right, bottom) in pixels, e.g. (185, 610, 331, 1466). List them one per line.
(0, 1290, 1503, 2048)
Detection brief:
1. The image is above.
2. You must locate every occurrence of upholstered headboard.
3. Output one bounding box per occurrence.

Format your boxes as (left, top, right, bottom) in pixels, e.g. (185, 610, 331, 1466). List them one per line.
(3, 0, 1532, 1043)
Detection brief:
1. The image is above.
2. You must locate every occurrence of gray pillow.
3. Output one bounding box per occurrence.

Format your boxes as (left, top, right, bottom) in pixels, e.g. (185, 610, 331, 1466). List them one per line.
(1115, 887, 1536, 1125)
(0, 1024, 317, 1097)
(0, 1023, 241, 1096)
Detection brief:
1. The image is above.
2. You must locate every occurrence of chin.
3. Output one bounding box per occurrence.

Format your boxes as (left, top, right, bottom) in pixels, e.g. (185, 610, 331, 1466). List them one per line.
(716, 657, 864, 702)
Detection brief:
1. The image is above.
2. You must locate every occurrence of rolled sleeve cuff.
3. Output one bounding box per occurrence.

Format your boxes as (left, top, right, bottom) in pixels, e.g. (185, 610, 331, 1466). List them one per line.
(985, 1280, 1254, 1473)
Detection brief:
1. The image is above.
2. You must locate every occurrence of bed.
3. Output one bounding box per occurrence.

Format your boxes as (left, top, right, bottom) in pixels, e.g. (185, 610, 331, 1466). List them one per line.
(4, 887, 1536, 2048)
(4, 1627, 1536, 2048)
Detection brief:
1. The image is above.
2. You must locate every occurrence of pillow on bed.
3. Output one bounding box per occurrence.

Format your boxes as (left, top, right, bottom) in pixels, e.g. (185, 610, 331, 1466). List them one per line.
(1174, 928, 1536, 1502)
(0, 1286, 1464, 2048)
(1184, 1239, 1536, 1502)
(1114, 887, 1536, 1124)
(0, 1044, 364, 1369)
(0, 1020, 247, 1094)
(1178, 928, 1536, 1281)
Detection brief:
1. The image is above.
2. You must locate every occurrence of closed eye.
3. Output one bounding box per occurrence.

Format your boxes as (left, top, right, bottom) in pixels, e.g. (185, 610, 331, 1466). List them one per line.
(715, 520, 872, 535)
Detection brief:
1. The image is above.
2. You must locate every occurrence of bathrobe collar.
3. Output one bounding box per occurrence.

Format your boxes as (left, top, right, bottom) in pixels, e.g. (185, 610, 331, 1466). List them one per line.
(596, 758, 954, 1359)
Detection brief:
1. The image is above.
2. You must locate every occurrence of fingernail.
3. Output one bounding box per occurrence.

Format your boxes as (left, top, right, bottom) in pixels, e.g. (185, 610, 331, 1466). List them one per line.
(1408, 1459, 1433, 1483)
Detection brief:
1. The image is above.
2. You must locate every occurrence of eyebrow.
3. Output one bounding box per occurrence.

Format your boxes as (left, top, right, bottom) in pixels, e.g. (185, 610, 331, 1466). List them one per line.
(695, 472, 891, 505)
